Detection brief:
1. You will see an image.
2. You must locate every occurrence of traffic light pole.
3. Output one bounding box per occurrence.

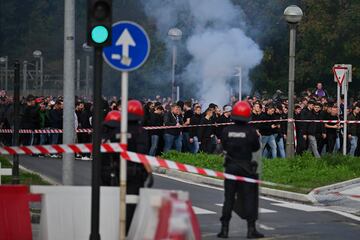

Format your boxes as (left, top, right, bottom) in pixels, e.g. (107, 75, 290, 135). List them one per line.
(12, 60, 20, 184)
(90, 46, 103, 240)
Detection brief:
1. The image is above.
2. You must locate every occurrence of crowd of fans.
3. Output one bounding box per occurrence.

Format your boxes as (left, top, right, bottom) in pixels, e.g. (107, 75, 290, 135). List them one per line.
(1, 82, 360, 158)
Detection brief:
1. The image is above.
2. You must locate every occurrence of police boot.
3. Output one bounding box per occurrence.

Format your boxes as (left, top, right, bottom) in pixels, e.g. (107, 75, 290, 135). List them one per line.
(217, 222, 229, 238)
(247, 220, 264, 239)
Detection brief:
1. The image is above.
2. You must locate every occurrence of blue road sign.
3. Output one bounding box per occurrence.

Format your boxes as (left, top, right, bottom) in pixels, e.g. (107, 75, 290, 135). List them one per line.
(103, 21, 150, 72)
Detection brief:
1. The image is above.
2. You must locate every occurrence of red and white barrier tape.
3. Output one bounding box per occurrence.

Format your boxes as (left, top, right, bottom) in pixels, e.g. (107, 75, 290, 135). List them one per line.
(0, 128, 93, 134)
(1, 118, 354, 134)
(0, 142, 292, 188)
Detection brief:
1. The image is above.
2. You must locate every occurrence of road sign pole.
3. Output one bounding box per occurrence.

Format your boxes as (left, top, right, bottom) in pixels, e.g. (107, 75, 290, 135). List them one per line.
(343, 76, 348, 156)
(90, 47, 103, 240)
(12, 61, 20, 184)
(102, 21, 150, 239)
(119, 71, 128, 240)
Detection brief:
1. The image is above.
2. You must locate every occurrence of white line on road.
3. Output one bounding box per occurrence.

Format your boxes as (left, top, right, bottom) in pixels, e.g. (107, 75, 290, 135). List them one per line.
(259, 224, 275, 231)
(192, 206, 216, 215)
(155, 174, 360, 222)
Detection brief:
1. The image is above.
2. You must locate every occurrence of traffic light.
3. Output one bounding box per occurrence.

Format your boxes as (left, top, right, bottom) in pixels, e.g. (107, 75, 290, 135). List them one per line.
(87, 0, 112, 47)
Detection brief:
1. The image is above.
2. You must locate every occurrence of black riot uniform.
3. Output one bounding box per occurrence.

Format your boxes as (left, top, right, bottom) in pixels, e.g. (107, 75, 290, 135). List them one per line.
(218, 101, 264, 239)
(101, 103, 153, 235)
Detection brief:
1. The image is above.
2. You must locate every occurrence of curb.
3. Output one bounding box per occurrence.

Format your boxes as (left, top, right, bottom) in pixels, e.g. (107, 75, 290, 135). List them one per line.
(154, 167, 313, 204)
(19, 164, 62, 185)
(6, 156, 61, 185)
(310, 177, 360, 195)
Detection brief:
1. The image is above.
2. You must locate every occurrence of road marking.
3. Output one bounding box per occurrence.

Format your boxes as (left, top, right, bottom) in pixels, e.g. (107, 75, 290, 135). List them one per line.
(155, 174, 360, 222)
(192, 206, 216, 215)
(215, 204, 276, 213)
(259, 224, 275, 231)
(271, 202, 326, 212)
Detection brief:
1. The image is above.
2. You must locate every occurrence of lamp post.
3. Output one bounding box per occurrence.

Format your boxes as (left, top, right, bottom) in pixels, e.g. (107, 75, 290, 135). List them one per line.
(33, 50, 43, 95)
(0, 56, 8, 91)
(83, 43, 92, 97)
(284, 5, 303, 158)
(235, 67, 242, 101)
(168, 28, 182, 102)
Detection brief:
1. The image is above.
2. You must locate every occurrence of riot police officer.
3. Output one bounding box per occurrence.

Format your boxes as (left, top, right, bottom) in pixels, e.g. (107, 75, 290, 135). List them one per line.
(101, 100, 153, 234)
(218, 101, 264, 239)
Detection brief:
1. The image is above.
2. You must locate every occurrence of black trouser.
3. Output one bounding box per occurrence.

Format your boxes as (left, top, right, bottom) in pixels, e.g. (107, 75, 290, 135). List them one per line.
(315, 134, 325, 155)
(220, 173, 258, 223)
(126, 178, 145, 234)
(201, 137, 215, 153)
(327, 133, 337, 153)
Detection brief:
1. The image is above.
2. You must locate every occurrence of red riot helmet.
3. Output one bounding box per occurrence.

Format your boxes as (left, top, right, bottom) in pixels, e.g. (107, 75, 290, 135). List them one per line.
(128, 100, 144, 121)
(104, 110, 121, 128)
(231, 101, 252, 122)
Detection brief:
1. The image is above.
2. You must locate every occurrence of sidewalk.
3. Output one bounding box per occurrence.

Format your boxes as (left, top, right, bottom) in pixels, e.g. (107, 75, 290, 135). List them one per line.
(310, 180, 360, 215)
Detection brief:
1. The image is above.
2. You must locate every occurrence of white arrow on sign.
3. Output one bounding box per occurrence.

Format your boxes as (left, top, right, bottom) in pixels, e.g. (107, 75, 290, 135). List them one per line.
(112, 28, 136, 66)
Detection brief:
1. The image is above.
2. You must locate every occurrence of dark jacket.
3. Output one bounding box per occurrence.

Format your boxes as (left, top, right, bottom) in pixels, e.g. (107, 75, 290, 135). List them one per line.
(48, 109, 63, 129)
(299, 107, 313, 135)
(222, 123, 260, 175)
(20, 105, 40, 129)
(308, 111, 325, 136)
(163, 111, 183, 136)
(258, 113, 277, 136)
(147, 112, 164, 136)
(101, 122, 149, 186)
(189, 113, 201, 138)
(348, 113, 357, 136)
(198, 116, 215, 141)
(216, 114, 232, 139)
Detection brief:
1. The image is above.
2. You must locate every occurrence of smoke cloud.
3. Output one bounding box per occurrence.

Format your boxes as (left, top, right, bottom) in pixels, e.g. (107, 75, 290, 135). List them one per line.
(141, 0, 263, 105)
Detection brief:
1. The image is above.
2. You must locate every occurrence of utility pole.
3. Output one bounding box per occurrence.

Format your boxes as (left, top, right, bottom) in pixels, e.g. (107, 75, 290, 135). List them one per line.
(62, 0, 76, 185)
(77, 59, 81, 93)
(23, 61, 27, 96)
(12, 61, 20, 184)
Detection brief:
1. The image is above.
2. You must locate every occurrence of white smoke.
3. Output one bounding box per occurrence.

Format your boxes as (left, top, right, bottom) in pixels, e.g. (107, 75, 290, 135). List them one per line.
(141, 0, 263, 105)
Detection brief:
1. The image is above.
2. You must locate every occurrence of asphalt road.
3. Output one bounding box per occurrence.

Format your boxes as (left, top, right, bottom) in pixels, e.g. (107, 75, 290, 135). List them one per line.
(18, 155, 360, 239)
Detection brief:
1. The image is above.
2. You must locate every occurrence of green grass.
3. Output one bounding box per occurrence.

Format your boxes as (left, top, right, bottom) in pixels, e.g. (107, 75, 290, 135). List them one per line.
(0, 157, 50, 185)
(162, 151, 360, 193)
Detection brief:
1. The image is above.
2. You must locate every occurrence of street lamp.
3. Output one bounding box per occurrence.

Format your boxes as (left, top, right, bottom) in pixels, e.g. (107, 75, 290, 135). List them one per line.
(33, 50, 44, 95)
(284, 5, 303, 158)
(0, 56, 8, 91)
(168, 27, 182, 102)
(83, 43, 93, 97)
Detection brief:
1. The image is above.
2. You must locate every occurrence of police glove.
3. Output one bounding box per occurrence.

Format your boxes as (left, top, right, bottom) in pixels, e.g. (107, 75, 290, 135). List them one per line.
(145, 173, 154, 188)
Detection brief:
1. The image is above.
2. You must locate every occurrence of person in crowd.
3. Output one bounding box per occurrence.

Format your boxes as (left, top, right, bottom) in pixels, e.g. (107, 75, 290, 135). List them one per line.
(218, 101, 264, 239)
(199, 107, 217, 153)
(259, 104, 278, 158)
(274, 105, 286, 158)
(38, 100, 49, 145)
(163, 103, 183, 152)
(251, 101, 263, 136)
(148, 105, 164, 156)
(20, 95, 40, 146)
(348, 105, 360, 156)
(314, 83, 328, 98)
(307, 102, 326, 157)
(189, 105, 202, 154)
(182, 100, 193, 152)
(299, 100, 315, 153)
(325, 105, 341, 153)
(48, 100, 63, 154)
